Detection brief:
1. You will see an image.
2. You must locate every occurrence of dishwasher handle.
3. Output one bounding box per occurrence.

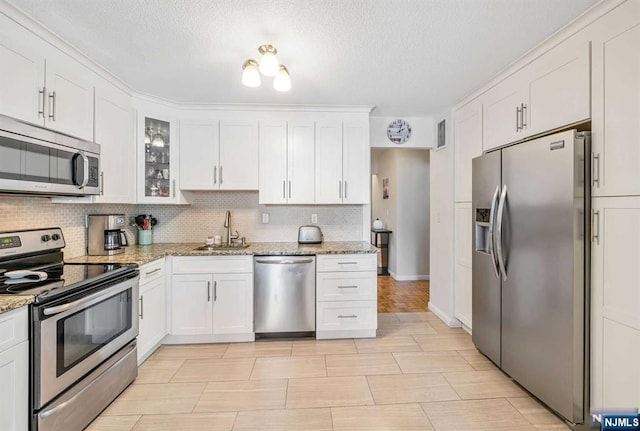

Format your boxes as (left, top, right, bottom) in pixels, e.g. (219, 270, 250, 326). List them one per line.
(255, 258, 314, 265)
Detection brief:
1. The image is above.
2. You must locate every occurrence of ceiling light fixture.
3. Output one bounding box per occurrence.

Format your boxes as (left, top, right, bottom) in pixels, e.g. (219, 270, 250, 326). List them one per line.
(273, 65, 291, 92)
(242, 59, 261, 88)
(258, 44, 279, 76)
(241, 44, 291, 91)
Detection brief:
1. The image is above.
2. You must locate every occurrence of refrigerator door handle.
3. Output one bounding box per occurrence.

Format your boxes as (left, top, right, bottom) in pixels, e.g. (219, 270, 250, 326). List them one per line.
(488, 185, 501, 279)
(496, 184, 508, 281)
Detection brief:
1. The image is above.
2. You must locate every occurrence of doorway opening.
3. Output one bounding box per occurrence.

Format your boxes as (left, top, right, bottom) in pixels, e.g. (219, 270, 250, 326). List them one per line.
(371, 148, 430, 313)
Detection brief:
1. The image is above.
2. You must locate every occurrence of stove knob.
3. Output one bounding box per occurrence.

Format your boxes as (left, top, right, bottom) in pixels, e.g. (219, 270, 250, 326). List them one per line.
(51, 234, 60, 241)
(41, 235, 51, 242)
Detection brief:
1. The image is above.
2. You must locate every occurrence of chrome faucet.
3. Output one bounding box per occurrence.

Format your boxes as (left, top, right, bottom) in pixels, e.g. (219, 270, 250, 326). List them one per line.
(223, 210, 239, 244)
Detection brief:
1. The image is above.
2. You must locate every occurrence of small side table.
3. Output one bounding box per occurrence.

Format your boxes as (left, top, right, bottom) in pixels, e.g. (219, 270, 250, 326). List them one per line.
(371, 229, 392, 276)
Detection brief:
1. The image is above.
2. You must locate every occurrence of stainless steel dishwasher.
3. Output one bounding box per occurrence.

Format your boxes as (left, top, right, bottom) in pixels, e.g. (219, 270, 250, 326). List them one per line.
(254, 256, 316, 335)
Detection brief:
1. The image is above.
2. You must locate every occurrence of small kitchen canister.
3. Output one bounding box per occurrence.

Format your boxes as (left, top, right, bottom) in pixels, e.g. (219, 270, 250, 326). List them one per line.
(138, 230, 153, 246)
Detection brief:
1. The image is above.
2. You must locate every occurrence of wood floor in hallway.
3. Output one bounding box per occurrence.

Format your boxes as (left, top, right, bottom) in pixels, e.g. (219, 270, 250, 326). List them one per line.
(377, 276, 430, 313)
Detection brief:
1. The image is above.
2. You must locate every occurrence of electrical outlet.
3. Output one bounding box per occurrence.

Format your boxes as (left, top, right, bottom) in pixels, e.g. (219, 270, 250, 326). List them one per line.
(262, 213, 269, 224)
(311, 214, 318, 224)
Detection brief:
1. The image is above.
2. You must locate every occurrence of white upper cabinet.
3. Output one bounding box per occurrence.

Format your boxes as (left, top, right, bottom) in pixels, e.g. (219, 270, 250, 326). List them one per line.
(454, 98, 483, 202)
(591, 1, 640, 197)
(44, 56, 94, 141)
(315, 120, 369, 205)
(93, 83, 135, 203)
(526, 38, 590, 136)
(179, 119, 257, 191)
(137, 108, 190, 204)
(287, 121, 316, 204)
(219, 120, 259, 190)
(0, 17, 45, 126)
(258, 120, 316, 204)
(258, 121, 288, 204)
(315, 120, 344, 204)
(483, 73, 528, 151)
(483, 35, 590, 151)
(0, 15, 94, 140)
(179, 120, 220, 190)
(342, 122, 369, 204)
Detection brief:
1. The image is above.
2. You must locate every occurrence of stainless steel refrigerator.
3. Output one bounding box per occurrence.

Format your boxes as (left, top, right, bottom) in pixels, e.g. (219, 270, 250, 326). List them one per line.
(472, 129, 590, 428)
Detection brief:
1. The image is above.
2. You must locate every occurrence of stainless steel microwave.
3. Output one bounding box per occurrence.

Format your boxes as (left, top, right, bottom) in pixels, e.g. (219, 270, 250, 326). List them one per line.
(0, 115, 100, 196)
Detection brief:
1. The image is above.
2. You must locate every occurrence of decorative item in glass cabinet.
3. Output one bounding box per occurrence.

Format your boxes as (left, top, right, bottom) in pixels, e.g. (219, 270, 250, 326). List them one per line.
(151, 129, 165, 147)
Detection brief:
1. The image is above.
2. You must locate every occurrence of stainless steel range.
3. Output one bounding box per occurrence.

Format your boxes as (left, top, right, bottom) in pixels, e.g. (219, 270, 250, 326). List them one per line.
(0, 228, 139, 431)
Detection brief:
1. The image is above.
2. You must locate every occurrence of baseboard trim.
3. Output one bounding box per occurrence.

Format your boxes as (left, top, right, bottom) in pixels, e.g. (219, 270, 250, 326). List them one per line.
(428, 301, 462, 327)
(388, 270, 430, 281)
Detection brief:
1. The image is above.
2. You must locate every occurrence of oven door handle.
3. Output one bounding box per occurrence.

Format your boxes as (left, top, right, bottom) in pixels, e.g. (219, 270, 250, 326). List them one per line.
(39, 341, 136, 419)
(43, 297, 92, 316)
(41, 277, 137, 318)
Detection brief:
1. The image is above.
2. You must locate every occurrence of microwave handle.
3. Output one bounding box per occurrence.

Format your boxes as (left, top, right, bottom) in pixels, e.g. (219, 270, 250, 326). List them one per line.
(120, 230, 129, 246)
(72, 151, 90, 189)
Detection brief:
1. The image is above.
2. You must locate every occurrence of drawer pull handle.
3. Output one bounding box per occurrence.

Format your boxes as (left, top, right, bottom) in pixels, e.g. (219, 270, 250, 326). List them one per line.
(144, 268, 162, 277)
(338, 314, 358, 319)
(338, 285, 358, 289)
(338, 262, 358, 265)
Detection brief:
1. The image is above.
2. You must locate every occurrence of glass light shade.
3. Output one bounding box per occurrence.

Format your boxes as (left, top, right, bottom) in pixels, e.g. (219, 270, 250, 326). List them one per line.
(151, 131, 165, 147)
(242, 60, 261, 87)
(273, 65, 291, 92)
(259, 51, 280, 76)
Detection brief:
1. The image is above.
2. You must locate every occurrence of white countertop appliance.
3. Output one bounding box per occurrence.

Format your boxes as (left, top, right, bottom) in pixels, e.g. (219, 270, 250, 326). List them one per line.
(297, 225, 323, 244)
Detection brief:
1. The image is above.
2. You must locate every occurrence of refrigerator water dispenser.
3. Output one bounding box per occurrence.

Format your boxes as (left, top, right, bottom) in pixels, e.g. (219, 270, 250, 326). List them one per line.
(475, 208, 491, 253)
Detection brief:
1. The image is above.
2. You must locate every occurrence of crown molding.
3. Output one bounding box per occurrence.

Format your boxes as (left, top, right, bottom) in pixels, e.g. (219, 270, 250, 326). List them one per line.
(132, 92, 374, 113)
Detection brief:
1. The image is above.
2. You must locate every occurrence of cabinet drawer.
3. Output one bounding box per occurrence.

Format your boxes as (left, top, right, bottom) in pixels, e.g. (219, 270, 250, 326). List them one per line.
(316, 301, 377, 331)
(316, 254, 376, 272)
(317, 272, 377, 302)
(172, 256, 253, 274)
(0, 307, 28, 353)
(139, 259, 165, 286)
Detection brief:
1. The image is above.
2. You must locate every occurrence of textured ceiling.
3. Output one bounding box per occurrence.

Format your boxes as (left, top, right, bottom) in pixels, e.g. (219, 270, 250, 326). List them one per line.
(7, 0, 597, 115)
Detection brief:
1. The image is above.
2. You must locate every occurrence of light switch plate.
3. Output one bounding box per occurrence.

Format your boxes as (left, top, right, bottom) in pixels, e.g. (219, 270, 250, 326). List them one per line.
(262, 213, 269, 223)
(311, 214, 318, 224)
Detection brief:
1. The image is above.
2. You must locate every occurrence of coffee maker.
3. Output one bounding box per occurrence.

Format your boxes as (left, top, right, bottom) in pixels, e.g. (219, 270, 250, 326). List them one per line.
(86, 214, 129, 256)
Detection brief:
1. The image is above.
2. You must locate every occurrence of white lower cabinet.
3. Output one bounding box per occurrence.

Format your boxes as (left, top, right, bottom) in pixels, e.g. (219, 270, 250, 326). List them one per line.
(316, 254, 377, 339)
(137, 260, 167, 363)
(169, 256, 254, 342)
(0, 307, 29, 431)
(591, 196, 640, 410)
(454, 202, 472, 328)
(171, 274, 213, 335)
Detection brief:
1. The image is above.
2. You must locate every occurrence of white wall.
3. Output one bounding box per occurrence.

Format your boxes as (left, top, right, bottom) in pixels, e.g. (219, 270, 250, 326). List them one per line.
(396, 150, 430, 279)
(371, 148, 430, 280)
(370, 116, 435, 148)
(428, 110, 459, 325)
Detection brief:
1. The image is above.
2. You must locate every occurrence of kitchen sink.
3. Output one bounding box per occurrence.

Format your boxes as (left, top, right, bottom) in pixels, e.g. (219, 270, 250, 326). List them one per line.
(193, 243, 250, 251)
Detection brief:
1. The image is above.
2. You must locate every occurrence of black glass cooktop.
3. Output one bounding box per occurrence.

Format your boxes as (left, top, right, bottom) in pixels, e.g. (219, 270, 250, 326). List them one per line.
(0, 262, 137, 302)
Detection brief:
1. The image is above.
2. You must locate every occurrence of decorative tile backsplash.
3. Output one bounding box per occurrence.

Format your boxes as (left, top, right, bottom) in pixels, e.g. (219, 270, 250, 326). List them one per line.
(0, 192, 363, 258)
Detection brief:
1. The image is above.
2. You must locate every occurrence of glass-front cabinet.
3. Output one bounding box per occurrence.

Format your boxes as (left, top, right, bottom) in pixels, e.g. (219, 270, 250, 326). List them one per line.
(136, 110, 189, 204)
(144, 117, 172, 199)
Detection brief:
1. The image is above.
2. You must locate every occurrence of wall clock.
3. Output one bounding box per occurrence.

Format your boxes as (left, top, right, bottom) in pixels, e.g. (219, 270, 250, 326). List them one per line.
(387, 119, 412, 144)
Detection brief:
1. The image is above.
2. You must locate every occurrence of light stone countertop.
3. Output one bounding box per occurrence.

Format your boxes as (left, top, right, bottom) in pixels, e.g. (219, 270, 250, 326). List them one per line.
(65, 241, 378, 266)
(0, 242, 376, 315)
(0, 295, 34, 315)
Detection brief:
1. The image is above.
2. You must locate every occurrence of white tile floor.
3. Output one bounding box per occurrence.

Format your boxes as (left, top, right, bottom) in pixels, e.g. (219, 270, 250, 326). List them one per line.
(87, 312, 571, 431)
